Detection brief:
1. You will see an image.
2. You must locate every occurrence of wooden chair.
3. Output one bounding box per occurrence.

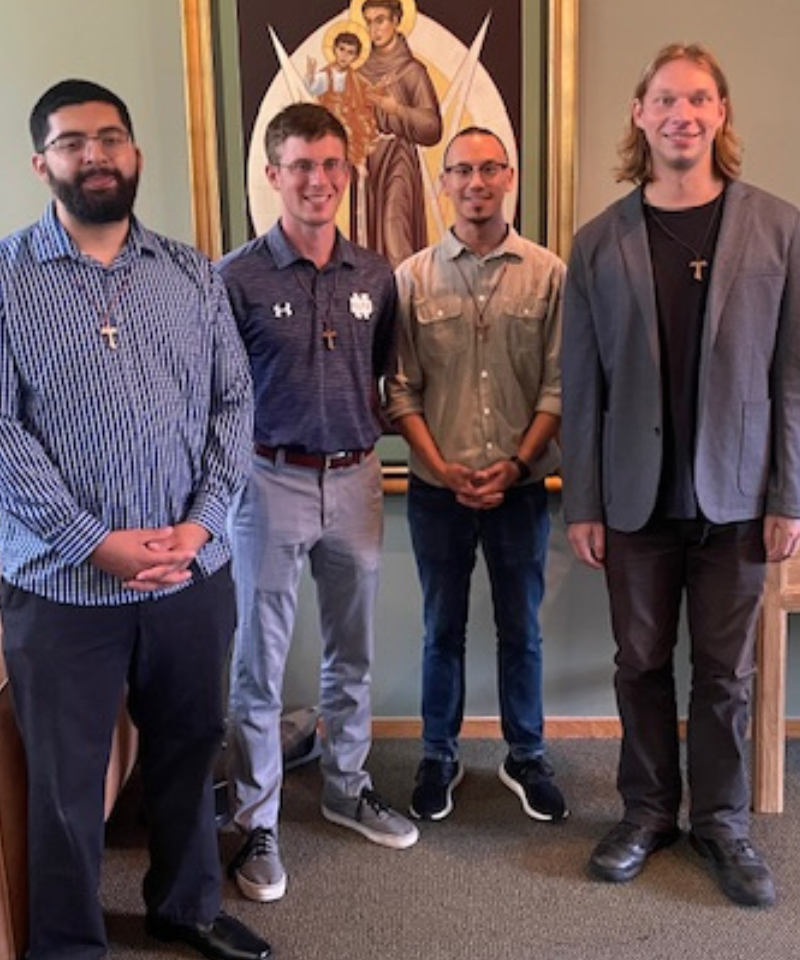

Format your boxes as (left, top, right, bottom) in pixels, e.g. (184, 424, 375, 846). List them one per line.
(752, 555, 800, 813)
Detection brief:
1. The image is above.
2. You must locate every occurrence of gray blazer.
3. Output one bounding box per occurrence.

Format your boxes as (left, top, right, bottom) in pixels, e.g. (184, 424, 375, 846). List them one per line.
(561, 180, 800, 532)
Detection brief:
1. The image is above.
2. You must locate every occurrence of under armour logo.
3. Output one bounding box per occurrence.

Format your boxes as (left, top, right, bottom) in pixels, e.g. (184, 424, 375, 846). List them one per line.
(350, 292, 373, 320)
(273, 302, 293, 318)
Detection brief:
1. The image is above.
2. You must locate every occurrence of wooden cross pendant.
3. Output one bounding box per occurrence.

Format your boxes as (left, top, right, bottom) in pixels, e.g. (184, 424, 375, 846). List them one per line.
(690, 258, 709, 282)
(322, 328, 338, 351)
(100, 322, 119, 349)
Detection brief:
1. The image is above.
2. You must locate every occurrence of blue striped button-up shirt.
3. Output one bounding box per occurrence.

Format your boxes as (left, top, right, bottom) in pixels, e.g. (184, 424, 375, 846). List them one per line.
(0, 204, 253, 605)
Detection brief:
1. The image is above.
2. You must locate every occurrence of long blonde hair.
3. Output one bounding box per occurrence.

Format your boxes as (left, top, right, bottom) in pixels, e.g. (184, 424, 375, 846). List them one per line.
(615, 42, 742, 184)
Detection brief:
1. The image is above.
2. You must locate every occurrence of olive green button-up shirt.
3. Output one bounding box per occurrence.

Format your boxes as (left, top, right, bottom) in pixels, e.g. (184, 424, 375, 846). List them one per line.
(385, 227, 564, 486)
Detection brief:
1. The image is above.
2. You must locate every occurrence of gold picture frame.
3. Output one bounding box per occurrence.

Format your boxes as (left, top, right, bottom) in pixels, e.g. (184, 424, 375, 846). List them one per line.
(179, 0, 578, 262)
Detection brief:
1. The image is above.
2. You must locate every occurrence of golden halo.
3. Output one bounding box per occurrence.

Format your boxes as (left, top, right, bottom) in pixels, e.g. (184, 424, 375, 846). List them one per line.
(322, 20, 371, 71)
(349, 0, 418, 38)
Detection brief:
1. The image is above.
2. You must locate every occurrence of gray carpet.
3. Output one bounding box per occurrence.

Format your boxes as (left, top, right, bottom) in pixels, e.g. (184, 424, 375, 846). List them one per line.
(101, 738, 800, 960)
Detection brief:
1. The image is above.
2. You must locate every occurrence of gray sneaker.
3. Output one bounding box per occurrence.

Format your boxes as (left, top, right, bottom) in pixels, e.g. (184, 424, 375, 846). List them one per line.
(228, 827, 287, 902)
(322, 787, 419, 849)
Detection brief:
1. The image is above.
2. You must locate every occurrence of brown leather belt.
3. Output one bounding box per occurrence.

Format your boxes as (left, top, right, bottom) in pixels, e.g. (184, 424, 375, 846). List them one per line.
(254, 443, 373, 470)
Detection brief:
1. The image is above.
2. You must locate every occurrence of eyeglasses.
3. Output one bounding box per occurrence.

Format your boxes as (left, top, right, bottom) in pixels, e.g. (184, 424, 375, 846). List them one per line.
(274, 158, 351, 178)
(43, 130, 132, 157)
(443, 161, 510, 185)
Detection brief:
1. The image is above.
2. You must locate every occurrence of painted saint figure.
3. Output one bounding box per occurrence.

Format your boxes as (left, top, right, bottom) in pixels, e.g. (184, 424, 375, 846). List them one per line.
(358, 0, 442, 267)
(305, 29, 377, 172)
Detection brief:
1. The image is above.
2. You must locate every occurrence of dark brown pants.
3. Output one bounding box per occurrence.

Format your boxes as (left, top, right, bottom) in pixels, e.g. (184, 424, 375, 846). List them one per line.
(604, 518, 765, 839)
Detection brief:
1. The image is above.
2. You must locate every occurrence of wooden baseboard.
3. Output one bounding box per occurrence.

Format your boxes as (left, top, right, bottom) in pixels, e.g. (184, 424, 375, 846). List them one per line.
(371, 717, 623, 739)
(371, 717, 800, 739)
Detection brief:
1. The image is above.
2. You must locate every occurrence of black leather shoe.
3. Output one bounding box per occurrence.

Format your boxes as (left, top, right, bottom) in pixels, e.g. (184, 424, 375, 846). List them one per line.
(145, 911, 272, 960)
(689, 833, 776, 907)
(589, 820, 681, 882)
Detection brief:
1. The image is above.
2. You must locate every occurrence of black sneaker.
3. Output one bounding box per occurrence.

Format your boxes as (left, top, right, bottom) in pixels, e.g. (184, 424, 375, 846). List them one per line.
(498, 755, 568, 821)
(409, 758, 465, 821)
(689, 833, 776, 907)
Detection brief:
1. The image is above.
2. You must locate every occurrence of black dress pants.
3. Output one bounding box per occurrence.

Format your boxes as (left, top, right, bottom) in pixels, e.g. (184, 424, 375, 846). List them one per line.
(604, 519, 765, 839)
(1, 566, 235, 960)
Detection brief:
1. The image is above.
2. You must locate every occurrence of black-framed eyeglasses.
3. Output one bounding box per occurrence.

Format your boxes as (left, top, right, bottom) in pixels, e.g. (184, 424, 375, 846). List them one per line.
(42, 129, 132, 157)
(275, 158, 351, 178)
(442, 161, 509, 184)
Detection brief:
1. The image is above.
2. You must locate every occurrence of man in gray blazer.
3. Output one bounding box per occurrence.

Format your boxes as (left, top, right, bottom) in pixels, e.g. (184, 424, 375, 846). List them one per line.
(562, 42, 800, 908)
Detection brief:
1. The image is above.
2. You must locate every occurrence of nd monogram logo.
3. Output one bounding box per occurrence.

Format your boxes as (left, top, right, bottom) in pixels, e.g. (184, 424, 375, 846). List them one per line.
(349, 292, 373, 320)
(273, 302, 293, 318)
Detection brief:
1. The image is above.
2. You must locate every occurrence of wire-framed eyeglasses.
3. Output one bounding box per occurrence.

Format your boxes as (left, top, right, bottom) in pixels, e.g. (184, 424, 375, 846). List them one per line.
(442, 161, 510, 185)
(42, 129, 133, 157)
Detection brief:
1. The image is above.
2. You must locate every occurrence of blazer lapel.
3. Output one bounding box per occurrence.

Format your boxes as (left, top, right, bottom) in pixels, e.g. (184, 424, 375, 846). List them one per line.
(619, 189, 660, 365)
(705, 180, 751, 347)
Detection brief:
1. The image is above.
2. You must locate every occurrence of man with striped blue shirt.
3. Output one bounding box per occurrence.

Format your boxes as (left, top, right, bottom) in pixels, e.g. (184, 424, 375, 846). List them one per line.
(0, 80, 270, 960)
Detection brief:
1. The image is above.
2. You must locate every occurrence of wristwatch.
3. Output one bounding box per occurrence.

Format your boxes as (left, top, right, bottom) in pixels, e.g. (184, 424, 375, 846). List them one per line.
(510, 455, 531, 483)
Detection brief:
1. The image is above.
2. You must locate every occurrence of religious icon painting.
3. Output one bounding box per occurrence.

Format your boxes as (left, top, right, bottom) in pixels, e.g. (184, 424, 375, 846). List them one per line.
(234, 0, 525, 267)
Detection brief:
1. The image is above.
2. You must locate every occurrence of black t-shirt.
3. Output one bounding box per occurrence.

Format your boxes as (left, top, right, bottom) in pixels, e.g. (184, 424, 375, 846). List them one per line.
(644, 189, 725, 519)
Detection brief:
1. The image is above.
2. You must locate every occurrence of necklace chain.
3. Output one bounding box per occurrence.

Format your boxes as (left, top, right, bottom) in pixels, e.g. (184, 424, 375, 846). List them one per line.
(453, 259, 508, 340)
(73, 266, 131, 350)
(293, 265, 340, 351)
(647, 192, 724, 282)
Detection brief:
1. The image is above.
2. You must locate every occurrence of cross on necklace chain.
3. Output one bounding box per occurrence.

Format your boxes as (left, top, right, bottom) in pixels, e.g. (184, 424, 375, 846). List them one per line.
(74, 268, 131, 350)
(647, 192, 724, 283)
(293, 265, 340, 351)
(454, 260, 508, 340)
(100, 321, 119, 349)
(689, 258, 709, 282)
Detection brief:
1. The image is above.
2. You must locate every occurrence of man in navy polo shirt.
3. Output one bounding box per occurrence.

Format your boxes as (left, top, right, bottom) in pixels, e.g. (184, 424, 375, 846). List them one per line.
(220, 103, 418, 906)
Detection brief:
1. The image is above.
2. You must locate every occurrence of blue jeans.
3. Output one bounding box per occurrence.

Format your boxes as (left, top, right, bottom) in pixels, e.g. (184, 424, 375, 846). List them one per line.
(408, 475, 550, 763)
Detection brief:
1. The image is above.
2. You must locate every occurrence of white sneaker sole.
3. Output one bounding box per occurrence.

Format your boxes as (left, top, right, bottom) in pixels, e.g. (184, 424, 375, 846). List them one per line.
(409, 763, 466, 821)
(235, 867, 287, 902)
(497, 762, 569, 822)
(321, 805, 420, 849)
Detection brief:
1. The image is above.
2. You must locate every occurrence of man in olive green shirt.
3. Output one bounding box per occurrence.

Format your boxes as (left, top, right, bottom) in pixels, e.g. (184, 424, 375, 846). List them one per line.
(385, 126, 566, 825)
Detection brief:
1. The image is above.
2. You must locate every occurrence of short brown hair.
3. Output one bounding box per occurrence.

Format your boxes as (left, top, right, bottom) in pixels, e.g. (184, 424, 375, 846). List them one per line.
(264, 103, 348, 165)
(616, 42, 742, 184)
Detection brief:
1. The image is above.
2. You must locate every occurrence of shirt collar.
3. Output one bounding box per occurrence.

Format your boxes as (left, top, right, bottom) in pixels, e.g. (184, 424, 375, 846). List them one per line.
(266, 221, 356, 272)
(443, 224, 525, 264)
(31, 202, 157, 265)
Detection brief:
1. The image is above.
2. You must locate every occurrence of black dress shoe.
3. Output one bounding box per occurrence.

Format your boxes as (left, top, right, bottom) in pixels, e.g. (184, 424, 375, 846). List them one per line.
(589, 820, 681, 882)
(145, 911, 271, 960)
(689, 833, 776, 907)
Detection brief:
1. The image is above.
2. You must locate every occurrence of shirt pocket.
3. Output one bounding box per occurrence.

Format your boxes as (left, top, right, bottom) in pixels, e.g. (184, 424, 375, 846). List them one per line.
(503, 295, 549, 356)
(415, 294, 468, 356)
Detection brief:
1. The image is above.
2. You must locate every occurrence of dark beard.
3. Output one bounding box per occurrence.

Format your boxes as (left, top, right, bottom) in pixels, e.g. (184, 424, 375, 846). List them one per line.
(48, 166, 139, 224)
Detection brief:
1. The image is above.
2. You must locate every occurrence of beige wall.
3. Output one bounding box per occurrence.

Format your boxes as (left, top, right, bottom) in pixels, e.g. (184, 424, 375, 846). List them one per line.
(0, 0, 192, 241)
(576, 0, 800, 225)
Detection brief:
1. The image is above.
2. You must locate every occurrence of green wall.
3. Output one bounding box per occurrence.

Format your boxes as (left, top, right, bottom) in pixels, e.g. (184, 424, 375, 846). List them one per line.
(2, 0, 799, 719)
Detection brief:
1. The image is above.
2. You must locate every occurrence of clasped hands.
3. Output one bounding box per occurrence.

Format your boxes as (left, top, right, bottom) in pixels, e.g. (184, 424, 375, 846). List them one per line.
(442, 460, 519, 510)
(90, 521, 210, 593)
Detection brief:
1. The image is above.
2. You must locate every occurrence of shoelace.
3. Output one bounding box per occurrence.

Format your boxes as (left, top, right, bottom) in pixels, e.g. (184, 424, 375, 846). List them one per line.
(235, 828, 276, 866)
(723, 839, 758, 862)
(514, 758, 551, 784)
(417, 759, 455, 786)
(357, 788, 390, 819)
